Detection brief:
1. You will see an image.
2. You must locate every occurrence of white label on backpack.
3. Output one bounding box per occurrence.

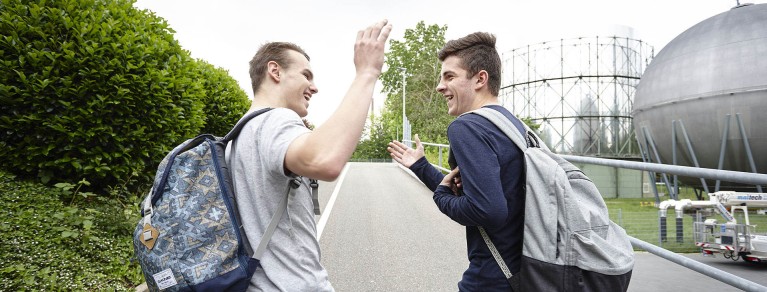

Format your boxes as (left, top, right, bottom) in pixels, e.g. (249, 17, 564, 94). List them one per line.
(153, 269, 177, 290)
(143, 229, 154, 240)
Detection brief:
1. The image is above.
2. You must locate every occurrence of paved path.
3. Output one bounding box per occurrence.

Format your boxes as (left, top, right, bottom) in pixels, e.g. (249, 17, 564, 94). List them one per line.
(318, 163, 466, 291)
(631, 252, 767, 291)
(316, 162, 767, 291)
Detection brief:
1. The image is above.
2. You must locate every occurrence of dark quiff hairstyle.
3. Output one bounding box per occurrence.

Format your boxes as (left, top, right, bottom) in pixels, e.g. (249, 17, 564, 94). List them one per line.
(437, 32, 502, 96)
(249, 42, 310, 95)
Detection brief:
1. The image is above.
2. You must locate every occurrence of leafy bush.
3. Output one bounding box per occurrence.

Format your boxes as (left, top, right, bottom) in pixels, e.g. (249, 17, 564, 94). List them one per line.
(352, 116, 395, 160)
(194, 60, 250, 136)
(0, 0, 207, 190)
(0, 170, 143, 290)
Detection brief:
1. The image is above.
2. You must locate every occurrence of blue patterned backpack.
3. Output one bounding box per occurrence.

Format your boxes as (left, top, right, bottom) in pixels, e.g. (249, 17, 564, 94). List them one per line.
(133, 108, 290, 291)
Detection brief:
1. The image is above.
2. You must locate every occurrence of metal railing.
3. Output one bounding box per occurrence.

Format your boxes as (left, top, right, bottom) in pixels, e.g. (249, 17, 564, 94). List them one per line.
(630, 236, 765, 291)
(404, 140, 451, 172)
(560, 154, 767, 186)
(562, 155, 766, 291)
(401, 138, 767, 291)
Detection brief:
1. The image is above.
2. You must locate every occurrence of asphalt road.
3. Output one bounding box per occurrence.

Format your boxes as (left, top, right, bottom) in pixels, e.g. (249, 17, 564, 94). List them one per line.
(318, 163, 467, 292)
(630, 252, 767, 291)
(315, 163, 767, 292)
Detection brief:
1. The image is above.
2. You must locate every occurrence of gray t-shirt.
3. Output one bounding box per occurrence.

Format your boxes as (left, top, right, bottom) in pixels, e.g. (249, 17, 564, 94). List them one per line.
(227, 108, 333, 291)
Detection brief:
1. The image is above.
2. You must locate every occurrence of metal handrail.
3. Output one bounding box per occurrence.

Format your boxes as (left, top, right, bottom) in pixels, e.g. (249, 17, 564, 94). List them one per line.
(560, 154, 767, 186)
(407, 141, 767, 186)
(405, 138, 767, 291)
(630, 236, 766, 291)
(404, 139, 450, 172)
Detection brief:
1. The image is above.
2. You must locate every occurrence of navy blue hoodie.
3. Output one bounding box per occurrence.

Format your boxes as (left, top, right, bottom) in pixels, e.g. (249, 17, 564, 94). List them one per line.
(409, 105, 526, 291)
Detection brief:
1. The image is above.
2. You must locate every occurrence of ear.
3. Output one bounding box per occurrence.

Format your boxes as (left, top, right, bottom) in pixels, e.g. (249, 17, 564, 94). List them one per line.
(267, 61, 281, 82)
(474, 70, 488, 91)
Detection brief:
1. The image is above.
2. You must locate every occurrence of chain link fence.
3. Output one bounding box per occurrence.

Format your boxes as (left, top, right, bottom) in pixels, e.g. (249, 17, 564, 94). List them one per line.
(610, 209, 766, 253)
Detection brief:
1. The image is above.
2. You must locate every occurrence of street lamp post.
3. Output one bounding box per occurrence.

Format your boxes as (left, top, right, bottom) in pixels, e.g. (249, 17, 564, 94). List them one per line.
(399, 67, 407, 144)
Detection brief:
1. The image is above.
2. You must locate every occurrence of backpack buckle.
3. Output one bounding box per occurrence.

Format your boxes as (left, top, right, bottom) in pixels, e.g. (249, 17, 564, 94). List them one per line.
(290, 177, 301, 189)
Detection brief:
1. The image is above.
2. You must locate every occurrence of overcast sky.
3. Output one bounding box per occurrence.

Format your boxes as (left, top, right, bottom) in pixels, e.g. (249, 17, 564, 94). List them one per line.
(133, 0, 763, 126)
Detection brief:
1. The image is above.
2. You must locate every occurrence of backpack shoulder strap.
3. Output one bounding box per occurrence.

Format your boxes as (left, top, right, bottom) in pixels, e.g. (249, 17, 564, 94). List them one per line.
(224, 108, 320, 258)
(222, 108, 273, 142)
(469, 107, 549, 152)
(468, 107, 528, 151)
(465, 107, 531, 288)
(252, 178, 300, 260)
(478, 226, 515, 286)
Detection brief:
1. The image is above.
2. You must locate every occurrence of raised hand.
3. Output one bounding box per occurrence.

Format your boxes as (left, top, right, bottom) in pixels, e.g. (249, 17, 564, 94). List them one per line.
(354, 20, 392, 77)
(387, 134, 424, 168)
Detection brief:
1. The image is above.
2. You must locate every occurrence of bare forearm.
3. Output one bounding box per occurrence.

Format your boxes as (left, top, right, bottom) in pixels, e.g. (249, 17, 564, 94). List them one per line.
(286, 73, 377, 180)
(284, 19, 391, 181)
(310, 74, 377, 164)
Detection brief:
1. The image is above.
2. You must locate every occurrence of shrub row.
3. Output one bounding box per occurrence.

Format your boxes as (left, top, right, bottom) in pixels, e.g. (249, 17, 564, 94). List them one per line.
(0, 0, 250, 192)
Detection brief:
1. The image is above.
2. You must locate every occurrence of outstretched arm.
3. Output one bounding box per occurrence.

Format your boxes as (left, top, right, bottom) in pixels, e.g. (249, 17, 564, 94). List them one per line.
(285, 20, 392, 181)
(387, 134, 424, 168)
(388, 134, 445, 191)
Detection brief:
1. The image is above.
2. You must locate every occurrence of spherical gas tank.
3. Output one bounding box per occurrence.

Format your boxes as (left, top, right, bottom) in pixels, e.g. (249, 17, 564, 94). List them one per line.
(633, 4, 767, 192)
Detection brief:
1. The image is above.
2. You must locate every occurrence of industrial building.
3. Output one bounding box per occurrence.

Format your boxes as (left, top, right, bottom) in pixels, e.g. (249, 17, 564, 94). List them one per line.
(499, 29, 655, 198)
(634, 3, 767, 196)
(499, 3, 767, 199)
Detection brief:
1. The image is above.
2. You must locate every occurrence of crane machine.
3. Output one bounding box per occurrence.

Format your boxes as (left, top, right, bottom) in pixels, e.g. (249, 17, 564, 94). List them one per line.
(659, 191, 767, 263)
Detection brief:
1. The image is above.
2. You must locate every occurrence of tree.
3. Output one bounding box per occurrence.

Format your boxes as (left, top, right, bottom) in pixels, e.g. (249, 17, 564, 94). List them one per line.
(351, 114, 391, 160)
(352, 21, 539, 160)
(351, 21, 448, 160)
(379, 21, 451, 145)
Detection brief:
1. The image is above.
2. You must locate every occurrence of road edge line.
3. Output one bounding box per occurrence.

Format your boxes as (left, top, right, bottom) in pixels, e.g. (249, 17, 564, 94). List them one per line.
(316, 163, 350, 241)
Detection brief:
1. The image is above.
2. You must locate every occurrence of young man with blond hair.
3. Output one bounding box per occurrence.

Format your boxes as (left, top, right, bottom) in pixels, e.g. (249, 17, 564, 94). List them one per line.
(229, 20, 392, 291)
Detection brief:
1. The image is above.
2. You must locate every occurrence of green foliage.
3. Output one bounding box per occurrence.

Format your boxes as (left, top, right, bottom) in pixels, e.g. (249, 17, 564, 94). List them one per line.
(423, 145, 451, 171)
(54, 177, 96, 205)
(194, 60, 250, 136)
(376, 21, 541, 148)
(352, 115, 395, 160)
(379, 22, 451, 145)
(0, 0, 207, 190)
(520, 116, 541, 132)
(0, 170, 143, 290)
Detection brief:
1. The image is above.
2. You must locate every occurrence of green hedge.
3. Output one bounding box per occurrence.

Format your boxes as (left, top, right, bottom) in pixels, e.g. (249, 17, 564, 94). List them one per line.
(195, 60, 250, 136)
(0, 0, 213, 190)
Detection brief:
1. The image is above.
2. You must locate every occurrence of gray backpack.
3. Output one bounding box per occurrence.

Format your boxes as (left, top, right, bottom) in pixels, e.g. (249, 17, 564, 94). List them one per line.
(471, 108, 634, 291)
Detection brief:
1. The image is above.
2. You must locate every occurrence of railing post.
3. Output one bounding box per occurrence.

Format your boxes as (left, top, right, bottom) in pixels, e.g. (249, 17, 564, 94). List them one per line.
(438, 147, 443, 169)
(659, 210, 667, 243)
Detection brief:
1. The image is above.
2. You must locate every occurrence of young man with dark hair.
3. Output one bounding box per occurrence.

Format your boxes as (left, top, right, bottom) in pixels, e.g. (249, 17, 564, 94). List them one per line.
(388, 32, 526, 291)
(229, 20, 392, 291)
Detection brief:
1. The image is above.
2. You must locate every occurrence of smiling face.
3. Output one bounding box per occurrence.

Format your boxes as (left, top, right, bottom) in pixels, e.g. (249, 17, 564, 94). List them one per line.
(436, 55, 477, 116)
(280, 50, 318, 117)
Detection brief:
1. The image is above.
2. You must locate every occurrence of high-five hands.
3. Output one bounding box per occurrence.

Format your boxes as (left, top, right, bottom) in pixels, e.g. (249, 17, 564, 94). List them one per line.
(387, 134, 424, 168)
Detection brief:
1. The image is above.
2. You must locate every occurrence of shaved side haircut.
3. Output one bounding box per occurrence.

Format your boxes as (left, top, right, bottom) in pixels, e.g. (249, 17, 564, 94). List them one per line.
(438, 32, 502, 96)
